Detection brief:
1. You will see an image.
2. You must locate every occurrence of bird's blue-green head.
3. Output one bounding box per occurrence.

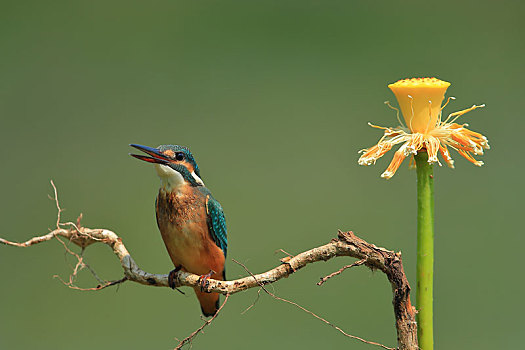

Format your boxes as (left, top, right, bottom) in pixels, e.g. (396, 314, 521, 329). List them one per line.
(130, 144, 204, 189)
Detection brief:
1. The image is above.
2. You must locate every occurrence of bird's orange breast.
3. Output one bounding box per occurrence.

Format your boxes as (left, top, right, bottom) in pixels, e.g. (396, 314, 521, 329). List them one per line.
(155, 187, 225, 277)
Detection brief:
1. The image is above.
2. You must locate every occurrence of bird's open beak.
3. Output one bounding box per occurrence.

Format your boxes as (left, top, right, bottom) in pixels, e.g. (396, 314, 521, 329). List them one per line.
(129, 144, 170, 164)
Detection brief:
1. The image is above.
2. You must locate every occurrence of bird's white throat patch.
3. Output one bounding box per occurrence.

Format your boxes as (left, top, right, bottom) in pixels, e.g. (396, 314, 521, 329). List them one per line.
(155, 164, 184, 191)
(154, 164, 204, 191)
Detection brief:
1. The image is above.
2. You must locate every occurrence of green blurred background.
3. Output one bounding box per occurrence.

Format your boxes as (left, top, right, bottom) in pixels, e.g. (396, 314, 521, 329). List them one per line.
(1, 1, 523, 349)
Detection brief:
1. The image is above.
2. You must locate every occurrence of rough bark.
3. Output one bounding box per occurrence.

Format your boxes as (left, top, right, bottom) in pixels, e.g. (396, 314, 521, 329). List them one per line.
(1, 226, 417, 349)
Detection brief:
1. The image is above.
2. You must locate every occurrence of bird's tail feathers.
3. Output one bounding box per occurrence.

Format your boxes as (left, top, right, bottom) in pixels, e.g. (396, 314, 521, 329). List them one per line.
(194, 288, 220, 317)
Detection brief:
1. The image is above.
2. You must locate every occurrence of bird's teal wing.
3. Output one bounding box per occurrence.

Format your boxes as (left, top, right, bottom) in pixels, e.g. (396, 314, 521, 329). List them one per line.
(202, 190, 228, 257)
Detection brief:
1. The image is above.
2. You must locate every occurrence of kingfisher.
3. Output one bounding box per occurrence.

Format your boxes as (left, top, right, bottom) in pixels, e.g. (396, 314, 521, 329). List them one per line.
(130, 144, 227, 317)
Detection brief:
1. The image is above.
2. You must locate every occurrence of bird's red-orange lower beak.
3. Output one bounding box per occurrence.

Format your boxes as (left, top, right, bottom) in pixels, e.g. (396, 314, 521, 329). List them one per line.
(129, 144, 170, 164)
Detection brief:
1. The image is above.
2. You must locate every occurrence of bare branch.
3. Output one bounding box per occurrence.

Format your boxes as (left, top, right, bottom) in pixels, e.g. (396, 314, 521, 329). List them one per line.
(0, 226, 417, 349)
(232, 259, 395, 350)
(174, 294, 230, 350)
(241, 287, 263, 315)
(0, 184, 417, 349)
(317, 258, 367, 286)
(0, 231, 59, 247)
(55, 275, 128, 291)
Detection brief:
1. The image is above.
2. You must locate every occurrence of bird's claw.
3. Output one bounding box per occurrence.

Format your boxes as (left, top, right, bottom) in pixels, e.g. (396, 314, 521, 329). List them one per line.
(198, 270, 215, 293)
(168, 266, 185, 294)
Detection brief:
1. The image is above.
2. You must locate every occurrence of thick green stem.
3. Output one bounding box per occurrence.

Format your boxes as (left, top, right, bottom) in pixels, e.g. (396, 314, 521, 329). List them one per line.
(415, 152, 434, 350)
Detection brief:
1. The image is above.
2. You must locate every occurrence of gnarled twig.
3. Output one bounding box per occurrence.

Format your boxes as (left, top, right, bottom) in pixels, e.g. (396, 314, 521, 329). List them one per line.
(1, 227, 417, 349)
(0, 183, 417, 350)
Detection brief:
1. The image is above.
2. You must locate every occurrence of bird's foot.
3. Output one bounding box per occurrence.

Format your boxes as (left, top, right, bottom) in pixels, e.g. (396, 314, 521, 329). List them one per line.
(168, 266, 185, 295)
(198, 270, 216, 293)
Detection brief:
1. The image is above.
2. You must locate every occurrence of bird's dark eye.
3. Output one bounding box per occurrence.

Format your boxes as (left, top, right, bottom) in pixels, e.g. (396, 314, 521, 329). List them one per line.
(175, 153, 185, 161)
